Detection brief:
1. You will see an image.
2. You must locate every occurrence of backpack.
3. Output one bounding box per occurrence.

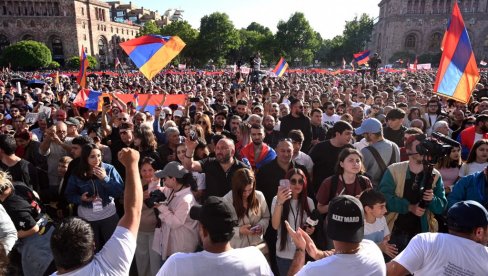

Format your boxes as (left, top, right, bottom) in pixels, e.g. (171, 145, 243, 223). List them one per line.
(13, 181, 42, 218)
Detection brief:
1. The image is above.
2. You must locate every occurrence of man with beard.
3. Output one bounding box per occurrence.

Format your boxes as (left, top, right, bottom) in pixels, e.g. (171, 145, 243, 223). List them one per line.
(280, 99, 312, 151)
(351, 106, 364, 128)
(459, 114, 488, 159)
(111, 122, 135, 180)
(357, 118, 400, 187)
(213, 112, 232, 138)
(183, 138, 248, 199)
(40, 121, 70, 188)
(378, 134, 447, 253)
(240, 124, 276, 171)
(228, 115, 242, 142)
(263, 115, 280, 149)
(310, 109, 327, 147)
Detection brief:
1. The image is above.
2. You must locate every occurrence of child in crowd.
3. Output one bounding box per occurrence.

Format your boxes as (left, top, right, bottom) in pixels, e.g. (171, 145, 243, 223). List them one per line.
(359, 189, 398, 260)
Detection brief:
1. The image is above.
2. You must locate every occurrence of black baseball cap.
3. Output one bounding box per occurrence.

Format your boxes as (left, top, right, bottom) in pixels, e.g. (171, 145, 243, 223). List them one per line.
(447, 200, 488, 231)
(327, 195, 365, 243)
(190, 196, 237, 235)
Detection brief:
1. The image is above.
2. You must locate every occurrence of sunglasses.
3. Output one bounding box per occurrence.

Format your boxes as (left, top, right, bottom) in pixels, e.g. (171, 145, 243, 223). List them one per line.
(118, 118, 129, 121)
(290, 178, 304, 185)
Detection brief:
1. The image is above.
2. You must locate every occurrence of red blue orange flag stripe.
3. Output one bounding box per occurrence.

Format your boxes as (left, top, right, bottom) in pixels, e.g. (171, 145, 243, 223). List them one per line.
(353, 50, 370, 65)
(272, 57, 288, 77)
(119, 35, 185, 80)
(434, 2, 479, 103)
(76, 46, 89, 88)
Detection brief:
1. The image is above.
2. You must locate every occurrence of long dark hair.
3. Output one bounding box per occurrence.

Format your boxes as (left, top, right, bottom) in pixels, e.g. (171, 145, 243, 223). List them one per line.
(279, 168, 311, 251)
(466, 139, 488, 164)
(75, 143, 101, 180)
(231, 168, 259, 219)
(134, 125, 157, 152)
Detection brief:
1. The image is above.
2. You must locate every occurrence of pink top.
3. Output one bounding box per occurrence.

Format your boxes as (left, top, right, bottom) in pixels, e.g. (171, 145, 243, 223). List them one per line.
(438, 167, 460, 188)
(152, 187, 199, 260)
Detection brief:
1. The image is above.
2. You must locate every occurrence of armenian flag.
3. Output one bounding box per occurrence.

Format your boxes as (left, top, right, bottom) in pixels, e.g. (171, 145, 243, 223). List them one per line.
(120, 35, 186, 80)
(272, 57, 288, 77)
(353, 50, 370, 65)
(434, 2, 479, 103)
(76, 46, 89, 88)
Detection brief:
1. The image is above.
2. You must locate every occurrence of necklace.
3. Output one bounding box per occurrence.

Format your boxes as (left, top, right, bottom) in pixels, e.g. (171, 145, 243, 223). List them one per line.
(334, 245, 361, 255)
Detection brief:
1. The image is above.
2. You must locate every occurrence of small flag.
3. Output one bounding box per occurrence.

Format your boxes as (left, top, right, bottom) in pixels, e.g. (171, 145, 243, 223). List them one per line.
(133, 92, 139, 109)
(115, 57, 121, 68)
(434, 2, 480, 103)
(342, 57, 346, 69)
(413, 56, 418, 70)
(353, 50, 370, 65)
(396, 59, 404, 64)
(76, 46, 89, 89)
(350, 60, 355, 71)
(178, 64, 186, 70)
(272, 57, 289, 77)
(54, 71, 59, 86)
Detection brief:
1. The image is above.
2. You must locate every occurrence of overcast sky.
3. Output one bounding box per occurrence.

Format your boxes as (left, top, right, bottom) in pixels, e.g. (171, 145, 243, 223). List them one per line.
(131, 0, 381, 39)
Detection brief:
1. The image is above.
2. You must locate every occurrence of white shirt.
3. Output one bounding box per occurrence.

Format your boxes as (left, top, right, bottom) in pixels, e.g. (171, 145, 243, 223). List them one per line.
(296, 239, 386, 276)
(393, 233, 488, 276)
(293, 151, 314, 175)
(50, 226, 136, 276)
(459, 162, 488, 177)
(364, 216, 390, 244)
(156, 246, 273, 276)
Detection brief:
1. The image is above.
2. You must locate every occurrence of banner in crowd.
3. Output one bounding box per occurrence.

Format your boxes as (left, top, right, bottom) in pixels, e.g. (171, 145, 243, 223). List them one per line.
(409, 63, 432, 70)
(73, 89, 187, 113)
(434, 2, 480, 103)
(119, 35, 186, 80)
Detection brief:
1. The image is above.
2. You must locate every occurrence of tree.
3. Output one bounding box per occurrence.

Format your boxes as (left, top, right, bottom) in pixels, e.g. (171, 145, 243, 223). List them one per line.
(341, 14, 374, 57)
(196, 12, 240, 67)
(246, 22, 273, 37)
(139, 21, 160, 36)
(275, 12, 320, 67)
(160, 20, 199, 64)
(65, 55, 98, 69)
(0, 40, 52, 70)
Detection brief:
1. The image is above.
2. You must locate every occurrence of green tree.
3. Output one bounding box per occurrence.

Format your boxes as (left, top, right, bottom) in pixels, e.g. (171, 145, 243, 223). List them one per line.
(246, 22, 273, 37)
(196, 12, 240, 67)
(139, 21, 160, 36)
(65, 55, 98, 69)
(0, 40, 52, 70)
(237, 29, 266, 65)
(160, 20, 199, 65)
(341, 14, 374, 58)
(275, 12, 320, 66)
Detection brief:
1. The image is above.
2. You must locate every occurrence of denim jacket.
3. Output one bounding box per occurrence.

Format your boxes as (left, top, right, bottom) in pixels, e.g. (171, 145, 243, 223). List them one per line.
(65, 163, 124, 208)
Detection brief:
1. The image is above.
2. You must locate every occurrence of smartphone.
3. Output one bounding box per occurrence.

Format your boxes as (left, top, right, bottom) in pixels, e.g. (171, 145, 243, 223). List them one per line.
(250, 225, 261, 232)
(189, 130, 197, 141)
(103, 96, 111, 106)
(46, 117, 54, 128)
(279, 179, 290, 189)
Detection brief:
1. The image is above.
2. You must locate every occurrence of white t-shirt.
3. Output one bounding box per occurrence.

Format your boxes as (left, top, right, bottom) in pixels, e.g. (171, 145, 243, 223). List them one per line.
(296, 239, 386, 276)
(364, 217, 390, 244)
(322, 113, 341, 126)
(156, 246, 273, 276)
(393, 233, 488, 276)
(50, 226, 136, 276)
(293, 151, 314, 175)
(474, 132, 484, 144)
(459, 162, 488, 177)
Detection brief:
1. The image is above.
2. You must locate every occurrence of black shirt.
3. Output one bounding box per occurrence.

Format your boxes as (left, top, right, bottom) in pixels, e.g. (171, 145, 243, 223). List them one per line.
(199, 157, 249, 199)
(384, 125, 407, 147)
(256, 158, 310, 209)
(309, 140, 354, 196)
(393, 170, 423, 237)
(0, 159, 38, 192)
(280, 114, 312, 151)
(264, 130, 280, 149)
(311, 124, 328, 143)
(2, 188, 40, 231)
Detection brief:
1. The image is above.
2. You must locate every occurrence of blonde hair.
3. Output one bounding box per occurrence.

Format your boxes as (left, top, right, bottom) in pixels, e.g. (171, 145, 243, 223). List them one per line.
(0, 171, 13, 193)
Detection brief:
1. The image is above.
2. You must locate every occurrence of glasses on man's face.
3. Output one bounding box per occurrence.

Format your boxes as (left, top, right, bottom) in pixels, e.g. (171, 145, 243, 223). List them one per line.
(290, 178, 304, 185)
(11, 109, 19, 113)
(118, 117, 129, 121)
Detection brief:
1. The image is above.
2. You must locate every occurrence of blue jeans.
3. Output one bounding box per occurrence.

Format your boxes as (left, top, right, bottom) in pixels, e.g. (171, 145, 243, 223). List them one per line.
(276, 256, 292, 276)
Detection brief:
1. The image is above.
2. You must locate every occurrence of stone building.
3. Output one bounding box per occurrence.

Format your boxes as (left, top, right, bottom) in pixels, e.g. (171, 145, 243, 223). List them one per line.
(370, 0, 488, 63)
(0, 0, 140, 67)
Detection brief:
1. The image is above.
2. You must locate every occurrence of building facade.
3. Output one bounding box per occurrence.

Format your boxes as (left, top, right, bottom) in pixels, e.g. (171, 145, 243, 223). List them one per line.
(0, 0, 140, 67)
(370, 0, 488, 64)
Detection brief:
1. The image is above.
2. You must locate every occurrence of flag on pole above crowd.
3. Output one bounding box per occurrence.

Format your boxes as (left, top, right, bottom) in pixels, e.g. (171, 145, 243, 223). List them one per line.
(114, 57, 121, 68)
(272, 57, 288, 77)
(342, 58, 346, 69)
(119, 35, 186, 80)
(434, 2, 480, 103)
(76, 46, 89, 88)
(353, 50, 370, 65)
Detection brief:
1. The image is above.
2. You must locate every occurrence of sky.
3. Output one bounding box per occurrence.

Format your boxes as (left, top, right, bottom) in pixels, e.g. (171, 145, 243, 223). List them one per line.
(131, 0, 381, 39)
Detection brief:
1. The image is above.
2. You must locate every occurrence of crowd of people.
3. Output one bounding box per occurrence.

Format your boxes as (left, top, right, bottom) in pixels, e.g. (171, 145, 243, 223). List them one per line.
(0, 67, 488, 275)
